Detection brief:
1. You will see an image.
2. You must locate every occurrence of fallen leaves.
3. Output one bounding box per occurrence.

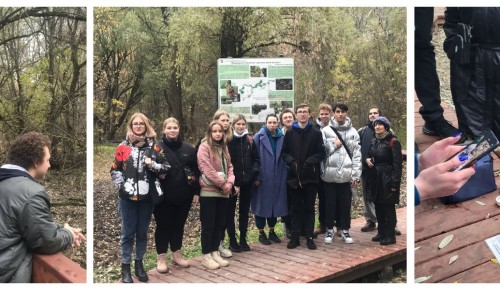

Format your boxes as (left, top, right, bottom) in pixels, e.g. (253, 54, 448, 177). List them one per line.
(475, 200, 486, 206)
(449, 255, 458, 265)
(439, 234, 454, 249)
(415, 276, 432, 283)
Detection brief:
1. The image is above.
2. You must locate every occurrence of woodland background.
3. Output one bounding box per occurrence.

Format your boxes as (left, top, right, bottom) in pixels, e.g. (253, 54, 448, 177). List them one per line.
(0, 7, 87, 268)
(93, 7, 407, 282)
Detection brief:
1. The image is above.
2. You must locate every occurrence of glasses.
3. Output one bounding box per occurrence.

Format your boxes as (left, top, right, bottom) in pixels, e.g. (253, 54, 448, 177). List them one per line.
(132, 122, 145, 127)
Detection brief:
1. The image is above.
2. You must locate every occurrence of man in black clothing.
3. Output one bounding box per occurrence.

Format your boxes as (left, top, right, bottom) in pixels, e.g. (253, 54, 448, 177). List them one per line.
(415, 7, 465, 142)
(282, 103, 326, 250)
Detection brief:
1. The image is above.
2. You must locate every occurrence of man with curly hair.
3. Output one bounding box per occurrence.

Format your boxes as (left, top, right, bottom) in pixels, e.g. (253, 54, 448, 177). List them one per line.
(0, 132, 85, 283)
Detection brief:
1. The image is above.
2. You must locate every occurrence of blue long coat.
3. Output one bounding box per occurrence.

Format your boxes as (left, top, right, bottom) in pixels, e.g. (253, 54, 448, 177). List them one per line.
(250, 127, 288, 217)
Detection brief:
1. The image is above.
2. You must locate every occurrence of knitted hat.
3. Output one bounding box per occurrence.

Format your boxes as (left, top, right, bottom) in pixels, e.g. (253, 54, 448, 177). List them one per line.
(373, 116, 391, 131)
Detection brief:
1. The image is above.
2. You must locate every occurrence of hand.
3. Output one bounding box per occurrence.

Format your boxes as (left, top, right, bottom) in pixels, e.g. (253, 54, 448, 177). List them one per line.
(415, 155, 475, 201)
(254, 180, 261, 187)
(144, 157, 152, 168)
(234, 186, 240, 196)
(334, 138, 342, 148)
(366, 158, 374, 168)
(351, 180, 360, 188)
(222, 183, 232, 194)
(192, 195, 199, 206)
(418, 135, 464, 172)
(64, 223, 86, 248)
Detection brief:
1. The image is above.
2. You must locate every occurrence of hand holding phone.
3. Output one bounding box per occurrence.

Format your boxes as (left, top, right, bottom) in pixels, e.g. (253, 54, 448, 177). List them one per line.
(449, 130, 500, 172)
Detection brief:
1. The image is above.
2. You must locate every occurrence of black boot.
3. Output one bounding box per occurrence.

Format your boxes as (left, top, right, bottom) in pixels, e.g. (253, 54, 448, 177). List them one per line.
(229, 235, 242, 252)
(134, 260, 148, 282)
(240, 235, 251, 251)
(121, 263, 133, 283)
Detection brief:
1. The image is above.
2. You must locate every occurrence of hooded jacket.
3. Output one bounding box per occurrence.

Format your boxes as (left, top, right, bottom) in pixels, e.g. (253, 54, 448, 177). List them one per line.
(282, 120, 326, 189)
(0, 166, 73, 283)
(321, 117, 362, 184)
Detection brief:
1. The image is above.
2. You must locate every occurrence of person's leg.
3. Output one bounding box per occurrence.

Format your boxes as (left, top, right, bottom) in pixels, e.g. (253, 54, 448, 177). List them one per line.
(267, 217, 281, 243)
(323, 182, 335, 243)
(287, 187, 302, 248)
(238, 184, 252, 250)
(225, 193, 240, 251)
(361, 174, 377, 231)
(119, 198, 136, 265)
(304, 184, 318, 249)
(415, 7, 460, 138)
(381, 204, 397, 245)
(153, 201, 173, 255)
(214, 198, 229, 253)
(373, 202, 386, 242)
(170, 199, 192, 267)
(134, 199, 153, 282)
(200, 197, 216, 255)
(338, 183, 352, 231)
(255, 215, 271, 245)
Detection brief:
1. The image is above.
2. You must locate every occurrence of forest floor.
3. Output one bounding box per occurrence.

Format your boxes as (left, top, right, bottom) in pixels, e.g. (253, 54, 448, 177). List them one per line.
(46, 167, 87, 268)
(93, 143, 407, 283)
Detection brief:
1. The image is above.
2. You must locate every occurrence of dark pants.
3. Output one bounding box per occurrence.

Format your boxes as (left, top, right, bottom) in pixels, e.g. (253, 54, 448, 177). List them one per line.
(200, 196, 228, 254)
(361, 174, 377, 223)
(324, 182, 352, 230)
(119, 198, 153, 264)
(317, 179, 326, 226)
(153, 198, 191, 254)
(224, 183, 252, 239)
(255, 216, 277, 229)
(375, 203, 397, 240)
(288, 184, 317, 238)
(415, 7, 443, 123)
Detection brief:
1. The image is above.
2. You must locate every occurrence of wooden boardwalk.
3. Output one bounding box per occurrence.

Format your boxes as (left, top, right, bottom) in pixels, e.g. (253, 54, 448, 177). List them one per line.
(414, 95, 500, 283)
(128, 207, 406, 283)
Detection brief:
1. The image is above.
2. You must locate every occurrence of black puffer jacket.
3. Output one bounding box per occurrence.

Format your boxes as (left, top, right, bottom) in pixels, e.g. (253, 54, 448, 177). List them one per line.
(227, 133, 260, 187)
(365, 134, 403, 204)
(282, 121, 326, 189)
(153, 137, 200, 205)
(0, 168, 73, 282)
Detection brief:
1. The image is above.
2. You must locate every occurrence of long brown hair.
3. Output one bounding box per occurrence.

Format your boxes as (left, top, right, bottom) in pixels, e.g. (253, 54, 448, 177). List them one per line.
(205, 120, 227, 162)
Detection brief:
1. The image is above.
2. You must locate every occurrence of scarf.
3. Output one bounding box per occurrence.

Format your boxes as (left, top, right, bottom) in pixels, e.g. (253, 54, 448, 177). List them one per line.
(233, 129, 249, 139)
(375, 131, 390, 140)
(128, 133, 147, 147)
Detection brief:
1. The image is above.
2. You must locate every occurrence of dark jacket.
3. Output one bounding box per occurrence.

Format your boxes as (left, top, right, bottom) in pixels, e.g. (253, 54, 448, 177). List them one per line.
(153, 137, 199, 205)
(282, 121, 326, 189)
(358, 121, 375, 171)
(444, 8, 500, 138)
(365, 134, 403, 204)
(0, 167, 73, 282)
(227, 133, 259, 187)
(110, 138, 158, 201)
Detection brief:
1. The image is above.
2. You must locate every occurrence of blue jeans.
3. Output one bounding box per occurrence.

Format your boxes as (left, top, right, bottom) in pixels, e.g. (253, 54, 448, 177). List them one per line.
(119, 198, 153, 264)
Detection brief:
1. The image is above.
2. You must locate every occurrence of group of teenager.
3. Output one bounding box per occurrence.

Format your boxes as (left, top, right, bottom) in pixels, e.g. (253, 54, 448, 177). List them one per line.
(110, 102, 403, 282)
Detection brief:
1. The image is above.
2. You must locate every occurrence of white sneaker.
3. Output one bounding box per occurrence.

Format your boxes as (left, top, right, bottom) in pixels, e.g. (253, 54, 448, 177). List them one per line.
(341, 230, 353, 244)
(218, 242, 233, 258)
(324, 231, 333, 244)
(211, 251, 229, 267)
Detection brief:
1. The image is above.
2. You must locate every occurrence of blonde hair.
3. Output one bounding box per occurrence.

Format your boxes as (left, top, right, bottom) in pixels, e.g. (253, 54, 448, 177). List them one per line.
(231, 114, 247, 129)
(318, 103, 332, 112)
(162, 117, 180, 129)
(213, 110, 233, 142)
(127, 112, 156, 139)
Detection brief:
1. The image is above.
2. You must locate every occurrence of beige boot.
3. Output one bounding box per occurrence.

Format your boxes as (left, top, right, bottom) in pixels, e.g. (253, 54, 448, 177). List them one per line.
(156, 253, 168, 273)
(211, 251, 229, 267)
(201, 253, 220, 270)
(172, 250, 190, 268)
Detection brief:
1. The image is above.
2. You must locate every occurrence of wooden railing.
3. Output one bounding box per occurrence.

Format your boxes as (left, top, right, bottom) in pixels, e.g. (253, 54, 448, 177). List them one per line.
(32, 253, 86, 283)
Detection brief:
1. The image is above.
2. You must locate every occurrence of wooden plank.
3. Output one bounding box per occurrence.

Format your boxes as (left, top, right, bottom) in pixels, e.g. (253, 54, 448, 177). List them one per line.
(415, 240, 496, 282)
(441, 260, 500, 283)
(415, 190, 500, 242)
(415, 217, 500, 265)
(32, 253, 86, 283)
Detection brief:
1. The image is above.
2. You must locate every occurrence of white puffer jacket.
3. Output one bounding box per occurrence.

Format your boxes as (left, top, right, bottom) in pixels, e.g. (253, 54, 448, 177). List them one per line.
(321, 117, 362, 183)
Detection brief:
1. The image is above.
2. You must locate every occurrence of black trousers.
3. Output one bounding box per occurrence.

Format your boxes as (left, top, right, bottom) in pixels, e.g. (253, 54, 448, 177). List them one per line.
(224, 183, 252, 239)
(200, 196, 228, 254)
(415, 7, 444, 123)
(288, 184, 317, 239)
(324, 182, 352, 230)
(375, 202, 397, 240)
(153, 198, 191, 254)
(317, 179, 326, 225)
